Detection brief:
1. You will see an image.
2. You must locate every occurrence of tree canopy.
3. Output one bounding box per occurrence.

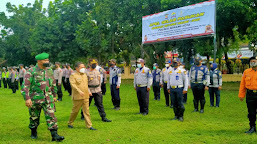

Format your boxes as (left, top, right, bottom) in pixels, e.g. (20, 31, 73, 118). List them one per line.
(0, 0, 256, 71)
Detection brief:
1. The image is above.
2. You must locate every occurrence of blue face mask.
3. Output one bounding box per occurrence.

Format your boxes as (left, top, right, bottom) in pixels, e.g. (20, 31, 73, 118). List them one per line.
(211, 63, 218, 70)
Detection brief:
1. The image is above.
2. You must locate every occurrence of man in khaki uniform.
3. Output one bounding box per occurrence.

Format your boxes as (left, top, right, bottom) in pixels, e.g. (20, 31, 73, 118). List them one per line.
(68, 62, 96, 130)
(54, 62, 63, 101)
(82, 59, 111, 122)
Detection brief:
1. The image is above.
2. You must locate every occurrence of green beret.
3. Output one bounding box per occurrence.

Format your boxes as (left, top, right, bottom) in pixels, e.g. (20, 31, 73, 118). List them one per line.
(35, 52, 49, 60)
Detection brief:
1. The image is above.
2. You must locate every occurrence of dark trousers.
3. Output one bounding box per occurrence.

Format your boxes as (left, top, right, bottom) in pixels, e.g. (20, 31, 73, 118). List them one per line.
(66, 78, 72, 95)
(209, 87, 220, 107)
(8, 78, 11, 89)
(101, 82, 106, 95)
(20, 78, 24, 87)
(111, 84, 120, 108)
(11, 81, 16, 93)
(15, 80, 18, 90)
(85, 92, 106, 118)
(3, 78, 7, 88)
(246, 91, 257, 127)
(183, 93, 187, 103)
(56, 80, 63, 100)
(136, 86, 149, 114)
(163, 83, 172, 106)
(153, 82, 160, 100)
(191, 83, 205, 110)
(62, 77, 67, 91)
(0, 79, 1, 88)
(170, 87, 185, 117)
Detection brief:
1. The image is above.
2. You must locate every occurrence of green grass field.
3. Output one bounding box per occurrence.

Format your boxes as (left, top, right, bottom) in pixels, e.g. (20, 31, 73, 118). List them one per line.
(0, 80, 256, 144)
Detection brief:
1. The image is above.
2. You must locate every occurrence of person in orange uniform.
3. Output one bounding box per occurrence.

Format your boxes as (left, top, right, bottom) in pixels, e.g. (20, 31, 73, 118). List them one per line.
(239, 56, 257, 134)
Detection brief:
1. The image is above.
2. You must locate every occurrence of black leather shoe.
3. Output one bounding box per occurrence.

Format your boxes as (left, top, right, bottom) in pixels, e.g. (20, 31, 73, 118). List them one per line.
(171, 116, 178, 120)
(102, 117, 112, 122)
(200, 109, 204, 113)
(178, 117, 184, 122)
(192, 109, 198, 112)
(142, 113, 148, 116)
(68, 125, 73, 128)
(170, 105, 173, 108)
(89, 127, 97, 130)
(30, 128, 37, 139)
(245, 127, 256, 134)
(50, 129, 64, 142)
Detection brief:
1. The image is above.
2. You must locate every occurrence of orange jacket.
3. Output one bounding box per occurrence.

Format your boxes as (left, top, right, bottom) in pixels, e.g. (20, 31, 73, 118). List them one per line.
(239, 68, 257, 98)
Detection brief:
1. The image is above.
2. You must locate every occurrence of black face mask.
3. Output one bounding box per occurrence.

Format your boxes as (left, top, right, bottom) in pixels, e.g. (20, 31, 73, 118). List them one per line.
(173, 62, 178, 67)
(43, 63, 50, 67)
(91, 64, 96, 69)
(194, 61, 200, 65)
(109, 63, 114, 67)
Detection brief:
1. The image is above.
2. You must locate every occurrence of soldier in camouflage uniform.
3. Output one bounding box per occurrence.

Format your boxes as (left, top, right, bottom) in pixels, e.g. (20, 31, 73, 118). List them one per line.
(21, 53, 64, 142)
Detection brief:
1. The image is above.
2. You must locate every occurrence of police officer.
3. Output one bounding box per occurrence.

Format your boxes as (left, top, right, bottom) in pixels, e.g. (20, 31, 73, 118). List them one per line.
(84, 59, 112, 122)
(152, 63, 161, 100)
(134, 58, 153, 115)
(160, 60, 173, 107)
(54, 62, 63, 101)
(62, 64, 68, 91)
(239, 56, 257, 134)
(209, 63, 222, 107)
(101, 64, 107, 95)
(19, 64, 26, 87)
(189, 57, 210, 113)
(109, 59, 121, 110)
(167, 58, 188, 121)
(10, 67, 16, 93)
(0, 68, 2, 88)
(2, 67, 8, 88)
(66, 64, 73, 96)
(8, 67, 12, 89)
(14, 67, 19, 90)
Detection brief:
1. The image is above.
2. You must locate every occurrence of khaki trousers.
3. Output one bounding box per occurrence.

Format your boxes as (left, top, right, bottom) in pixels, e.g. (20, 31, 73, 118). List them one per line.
(68, 99, 92, 128)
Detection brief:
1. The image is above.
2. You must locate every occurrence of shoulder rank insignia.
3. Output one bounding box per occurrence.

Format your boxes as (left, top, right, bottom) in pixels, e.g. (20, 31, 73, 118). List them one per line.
(169, 71, 172, 74)
(142, 69, 145, 73)
(163, 69, 166, 72)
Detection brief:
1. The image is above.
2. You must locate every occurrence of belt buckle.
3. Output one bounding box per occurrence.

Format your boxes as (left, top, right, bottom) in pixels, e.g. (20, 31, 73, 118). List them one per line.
(195, 82, 198, 84)
(171, 86, 176, 89)
(138, 85, 141, 87)
(253, 90, 257, 93)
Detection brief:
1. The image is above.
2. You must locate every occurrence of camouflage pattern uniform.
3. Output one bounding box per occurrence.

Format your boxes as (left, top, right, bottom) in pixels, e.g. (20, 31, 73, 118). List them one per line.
(21, 64, 58, 130)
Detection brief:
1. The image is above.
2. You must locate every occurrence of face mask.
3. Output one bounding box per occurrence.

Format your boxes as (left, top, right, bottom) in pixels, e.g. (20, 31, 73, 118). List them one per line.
(91, 64, 96, 69)
(109, 63, 114, 67)
(43, 63, 50, 67)
(79, 68, 85, 73)
(172, 62, 178, 67)
(165, 64, 170, 67)
(194, 61, 200, 65)
(153, 66, 156, 70)
(137, 64, 142, 68)
(250, 62, 257, 68)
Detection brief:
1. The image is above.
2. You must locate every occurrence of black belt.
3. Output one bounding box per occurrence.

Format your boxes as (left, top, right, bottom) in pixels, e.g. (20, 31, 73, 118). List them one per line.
(247, 89, 257, 93)
(89, 85, 100, 88)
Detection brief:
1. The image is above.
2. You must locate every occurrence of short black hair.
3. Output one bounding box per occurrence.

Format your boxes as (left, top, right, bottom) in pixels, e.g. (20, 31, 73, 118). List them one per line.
(75, 62, 84, 68)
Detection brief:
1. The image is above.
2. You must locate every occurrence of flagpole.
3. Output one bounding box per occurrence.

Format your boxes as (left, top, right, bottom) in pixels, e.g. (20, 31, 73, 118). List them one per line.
(213, 0, 217, 62)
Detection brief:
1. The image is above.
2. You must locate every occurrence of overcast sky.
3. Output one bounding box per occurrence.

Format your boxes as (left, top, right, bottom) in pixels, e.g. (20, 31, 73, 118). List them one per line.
(0, 0, 52, 16)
